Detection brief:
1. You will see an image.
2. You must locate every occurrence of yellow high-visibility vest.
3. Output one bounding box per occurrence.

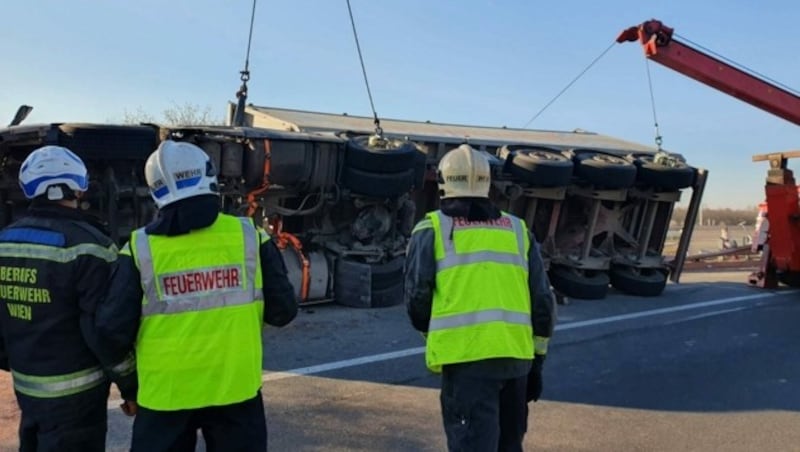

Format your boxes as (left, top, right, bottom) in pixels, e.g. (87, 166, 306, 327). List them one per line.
(424, 210, 533, 373)
(124, 213, 265, 410)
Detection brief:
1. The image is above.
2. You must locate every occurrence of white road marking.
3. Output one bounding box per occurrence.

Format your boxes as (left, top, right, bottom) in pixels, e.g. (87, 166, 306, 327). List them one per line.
(663, 307, 747, 324)
(554, 292, 780, 331)
(107, 290, 790, 410)
(262, 347, 427, 382)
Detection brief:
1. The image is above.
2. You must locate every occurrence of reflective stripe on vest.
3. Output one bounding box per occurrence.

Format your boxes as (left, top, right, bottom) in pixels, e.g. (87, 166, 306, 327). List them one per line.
(435, 212, 527, 272)
(110, 352, 136, 377)
(0, 242, 117, 263)
(135, 217, 262, 316)
(428, 308, 532, 332)
(12, 366, 105, 398)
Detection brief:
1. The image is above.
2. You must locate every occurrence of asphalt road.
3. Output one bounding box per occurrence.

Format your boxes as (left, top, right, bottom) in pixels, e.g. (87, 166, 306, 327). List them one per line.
(4, 272, 800, 451)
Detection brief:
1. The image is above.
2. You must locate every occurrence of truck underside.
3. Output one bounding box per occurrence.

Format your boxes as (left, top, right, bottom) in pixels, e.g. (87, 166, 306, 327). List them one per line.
(0, 120, 705, 307)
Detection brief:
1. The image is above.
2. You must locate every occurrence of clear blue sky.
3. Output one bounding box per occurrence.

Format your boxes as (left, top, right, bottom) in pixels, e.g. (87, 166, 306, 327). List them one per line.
(2, 0, 798, 209)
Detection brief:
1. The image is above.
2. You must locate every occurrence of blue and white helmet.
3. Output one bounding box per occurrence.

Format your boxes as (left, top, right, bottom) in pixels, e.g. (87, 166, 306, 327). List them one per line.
(144, 140, 219, 209)
(18, 145, 89, 200)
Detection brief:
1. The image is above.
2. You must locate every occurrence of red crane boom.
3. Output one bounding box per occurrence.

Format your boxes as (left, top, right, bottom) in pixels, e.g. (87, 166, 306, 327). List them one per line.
(616, 19, 800, 126)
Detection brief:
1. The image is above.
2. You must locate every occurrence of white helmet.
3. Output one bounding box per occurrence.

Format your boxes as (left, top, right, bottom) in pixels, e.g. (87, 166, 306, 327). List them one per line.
(144, 140, 219, 209)
(19, 145, 89, 200)
(437, 144, 491, 199)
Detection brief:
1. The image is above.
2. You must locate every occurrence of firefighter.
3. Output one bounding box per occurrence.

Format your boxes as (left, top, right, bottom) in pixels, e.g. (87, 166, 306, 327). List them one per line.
(0, 145, 136, 451)
(93, 140, 297, 452)
(404, 144, 556, 452)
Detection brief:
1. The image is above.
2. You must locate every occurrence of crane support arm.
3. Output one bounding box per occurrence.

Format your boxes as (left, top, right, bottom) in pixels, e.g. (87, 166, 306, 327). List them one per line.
(617, 19, 800, 126)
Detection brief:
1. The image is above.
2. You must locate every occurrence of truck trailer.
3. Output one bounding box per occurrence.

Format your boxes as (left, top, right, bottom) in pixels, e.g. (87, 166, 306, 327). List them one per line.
(0, 105, 705, 307)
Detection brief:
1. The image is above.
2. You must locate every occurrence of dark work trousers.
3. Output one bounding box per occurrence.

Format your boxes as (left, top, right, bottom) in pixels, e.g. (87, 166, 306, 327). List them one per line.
(440, 370, 529, 452)
(131, 392, 267, 452)
(16, 383, 110, 452)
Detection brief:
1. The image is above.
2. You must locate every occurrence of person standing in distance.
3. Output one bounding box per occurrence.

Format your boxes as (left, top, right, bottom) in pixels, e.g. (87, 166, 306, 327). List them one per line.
(404, 144, 556, 452)
(93, 140, 298, 452)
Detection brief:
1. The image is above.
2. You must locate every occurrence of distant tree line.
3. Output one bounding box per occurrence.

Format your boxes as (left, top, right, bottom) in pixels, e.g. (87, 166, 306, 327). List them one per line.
(118, 102, 225, 126)
(671, 206, 758, 227)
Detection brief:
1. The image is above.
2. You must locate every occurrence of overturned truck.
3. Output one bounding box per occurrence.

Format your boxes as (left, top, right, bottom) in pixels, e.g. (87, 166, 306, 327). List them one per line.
(0, 106, 705, 307)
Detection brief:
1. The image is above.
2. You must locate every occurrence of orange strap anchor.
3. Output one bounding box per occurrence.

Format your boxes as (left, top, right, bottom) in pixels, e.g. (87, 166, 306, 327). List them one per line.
(275, 228, 311, 302)
(245, 139, 272, 217)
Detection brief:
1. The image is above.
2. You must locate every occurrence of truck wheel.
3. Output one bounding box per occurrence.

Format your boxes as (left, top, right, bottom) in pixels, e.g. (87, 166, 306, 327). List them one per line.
(334, 256, 405, 308)
(610, 265, 668, 297)
(632, 154, 696, 190)
(344, 136, 418, 173)
(500, 145, 573, 187)
(370, 283, 405, 308)
(58, 124, 158, 160)
(571, 150, 637, 189)
(548, 265, 609, 300)
(342, 167, 416, 198)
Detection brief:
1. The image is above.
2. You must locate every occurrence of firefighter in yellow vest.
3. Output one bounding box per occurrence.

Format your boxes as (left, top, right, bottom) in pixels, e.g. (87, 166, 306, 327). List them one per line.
(404, 144, 556, 452)
(92, 140, 298, 451)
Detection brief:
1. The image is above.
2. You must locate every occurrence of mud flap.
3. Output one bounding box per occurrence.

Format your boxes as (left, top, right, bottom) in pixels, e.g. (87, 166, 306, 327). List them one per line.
(334, 256, 404, 308)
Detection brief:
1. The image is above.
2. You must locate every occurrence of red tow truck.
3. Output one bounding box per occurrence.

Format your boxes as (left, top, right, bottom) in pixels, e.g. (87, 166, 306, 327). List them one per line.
(618, 19, 800, 288)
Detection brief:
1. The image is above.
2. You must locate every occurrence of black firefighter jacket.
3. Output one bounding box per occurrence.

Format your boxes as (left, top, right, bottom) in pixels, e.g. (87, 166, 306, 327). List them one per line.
(0, 203, 137, 401)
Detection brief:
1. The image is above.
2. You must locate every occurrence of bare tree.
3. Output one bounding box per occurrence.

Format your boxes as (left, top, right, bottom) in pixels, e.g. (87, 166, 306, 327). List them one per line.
(120, 107, 157, 125)
(120, 102, 224, 126)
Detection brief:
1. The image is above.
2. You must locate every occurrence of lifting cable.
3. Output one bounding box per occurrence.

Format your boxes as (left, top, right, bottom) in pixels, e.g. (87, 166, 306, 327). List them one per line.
(522, 41, 617, 129)
(345, 0, 383, 136)
(241, 0, 257, 85)
(644, 58, 663, 150)
(232, 0, 258, 126)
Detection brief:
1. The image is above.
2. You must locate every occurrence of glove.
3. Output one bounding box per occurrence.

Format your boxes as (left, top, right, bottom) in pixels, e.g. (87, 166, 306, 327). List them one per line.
(526, 354, 545, 402)
(120, 400, 138, 417)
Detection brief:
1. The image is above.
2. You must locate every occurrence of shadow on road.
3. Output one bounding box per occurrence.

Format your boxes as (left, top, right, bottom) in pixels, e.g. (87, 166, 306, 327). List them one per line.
(267, 289, 800, 416)
(540, 299, 800, 413)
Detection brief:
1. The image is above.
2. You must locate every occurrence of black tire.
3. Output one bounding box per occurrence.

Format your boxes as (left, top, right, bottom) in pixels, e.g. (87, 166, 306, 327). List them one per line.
(371, 257, 405, 308)
(344, 136, 418, 173)
(342, 166, 415, 198)
(334, 256, 405, 308)
(610, 265, 668, 297)
(571, 150, 637, 189)
(631, 154, 696, 190)
(371, 255, 405, 290)
(500, 145, 573, 187)
(58, 124, 157, 160)
(371, 282, 405, 308)
(548, 265, 609, 300)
